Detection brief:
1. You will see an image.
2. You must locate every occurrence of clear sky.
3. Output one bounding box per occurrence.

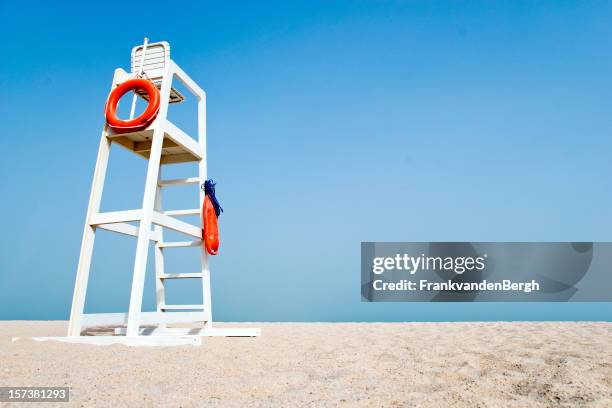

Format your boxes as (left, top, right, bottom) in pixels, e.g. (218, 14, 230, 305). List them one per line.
(1, 0, 611, 321)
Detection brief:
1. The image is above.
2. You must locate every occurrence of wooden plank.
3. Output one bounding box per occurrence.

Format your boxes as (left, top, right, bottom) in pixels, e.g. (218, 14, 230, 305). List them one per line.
(159, 177, 200, 187)
(152, 211, 201, 238)
(80, 311, 206, 327)
(134, 139, 178, 153)
(97, 222, 139, 237)
(105, 120, 201, 164)
(96, 223, 161, 241)
(107, 128, 152, 142)
(111, 136, 136, 151)
(160, 153, 199, 164)
(133, 46, 167, 56)
(132, 55, 166, 64)
(158, 240, 201, 248)
(164, 209, 200, 216)
(133, 49, 168, 57)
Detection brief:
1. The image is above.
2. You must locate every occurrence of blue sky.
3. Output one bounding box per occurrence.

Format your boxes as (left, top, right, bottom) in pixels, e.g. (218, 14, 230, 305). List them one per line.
(1, 0, 611, 321)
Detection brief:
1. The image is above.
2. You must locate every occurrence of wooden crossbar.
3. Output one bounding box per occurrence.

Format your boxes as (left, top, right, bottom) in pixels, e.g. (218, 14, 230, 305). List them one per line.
(159, 177, 200, 187)
(96, 222, 161, 241)
(151, 211, 201, 238)
(158, 240, 201, 248)
(164, 209, 200, 216)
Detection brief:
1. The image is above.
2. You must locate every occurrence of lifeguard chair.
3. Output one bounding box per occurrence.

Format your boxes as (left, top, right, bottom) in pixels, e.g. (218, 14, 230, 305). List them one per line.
(33, 39, 259, 346)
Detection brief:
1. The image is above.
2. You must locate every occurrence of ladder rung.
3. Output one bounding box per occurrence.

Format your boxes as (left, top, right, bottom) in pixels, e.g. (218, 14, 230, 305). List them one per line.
(164, 209, 200, 216)
(160, 273, 202, 279)
(159, 177, 200, 187)
(158, 240, 201, 248)
(160, 304, 204, 311)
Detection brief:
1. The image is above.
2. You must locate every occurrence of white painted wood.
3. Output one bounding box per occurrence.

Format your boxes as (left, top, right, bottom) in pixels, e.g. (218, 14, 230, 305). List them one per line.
(113, 327, 261, 337)
(158, 240, 201, 248)
(160, 153, 199, 164)
(198, 91, 214, 330)
(125, 63, 173, 337)
(90, 209, 142, 225)
(81, 311, 206, 327)
(129, 37, 149, 119)
(96, 222, 161, 241)
(113, 68, 132, 84)
(24, 336, 201, 347)
(159, 177, 200, 187)
(151, 211, 201, 238)
(161, 273, 202, 279)
(96, 222, 138, 238)
(153, 171, 166, 320)
(163, 209, 200, 216)
(133, 138, 179, 153)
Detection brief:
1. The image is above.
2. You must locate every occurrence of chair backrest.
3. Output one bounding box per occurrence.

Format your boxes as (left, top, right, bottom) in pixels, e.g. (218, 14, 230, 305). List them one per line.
(131, 41, 184, 104)
(131, 41, 170, 80)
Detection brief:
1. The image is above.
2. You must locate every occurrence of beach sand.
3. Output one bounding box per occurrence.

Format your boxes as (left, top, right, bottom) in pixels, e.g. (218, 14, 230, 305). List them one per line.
(1, 322, 611, 407)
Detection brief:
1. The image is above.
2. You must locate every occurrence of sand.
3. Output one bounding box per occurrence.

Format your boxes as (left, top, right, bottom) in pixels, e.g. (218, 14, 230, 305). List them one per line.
(1, 322, 611, 407)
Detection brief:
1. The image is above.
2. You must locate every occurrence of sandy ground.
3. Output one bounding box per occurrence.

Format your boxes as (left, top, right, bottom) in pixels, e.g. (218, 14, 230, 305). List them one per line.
(0, 322, 611, 407)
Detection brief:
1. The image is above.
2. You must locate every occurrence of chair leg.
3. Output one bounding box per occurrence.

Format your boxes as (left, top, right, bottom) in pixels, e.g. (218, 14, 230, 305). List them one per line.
(154, 171, 167, 327)
(67, 137, 111, 337)
(126, 127, 165, 337)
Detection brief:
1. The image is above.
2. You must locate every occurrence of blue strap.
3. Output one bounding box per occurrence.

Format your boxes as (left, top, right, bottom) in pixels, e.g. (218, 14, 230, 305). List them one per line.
(203, 179, 223, 217)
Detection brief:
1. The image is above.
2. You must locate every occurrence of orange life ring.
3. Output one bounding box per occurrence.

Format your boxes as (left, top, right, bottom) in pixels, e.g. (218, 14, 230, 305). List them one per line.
(104, 78, 160, 133)
(202, 195, 220, 255)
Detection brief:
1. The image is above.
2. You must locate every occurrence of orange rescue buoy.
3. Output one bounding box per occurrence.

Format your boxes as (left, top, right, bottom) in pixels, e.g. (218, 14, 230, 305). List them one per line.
(202, 180, 223, 256)
(202, 195, 220, 255)
(104, 78, 160, 133)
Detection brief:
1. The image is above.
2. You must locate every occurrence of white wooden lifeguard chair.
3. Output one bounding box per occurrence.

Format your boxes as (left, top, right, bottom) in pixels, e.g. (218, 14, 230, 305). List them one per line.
(32, 40, 259, 346)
